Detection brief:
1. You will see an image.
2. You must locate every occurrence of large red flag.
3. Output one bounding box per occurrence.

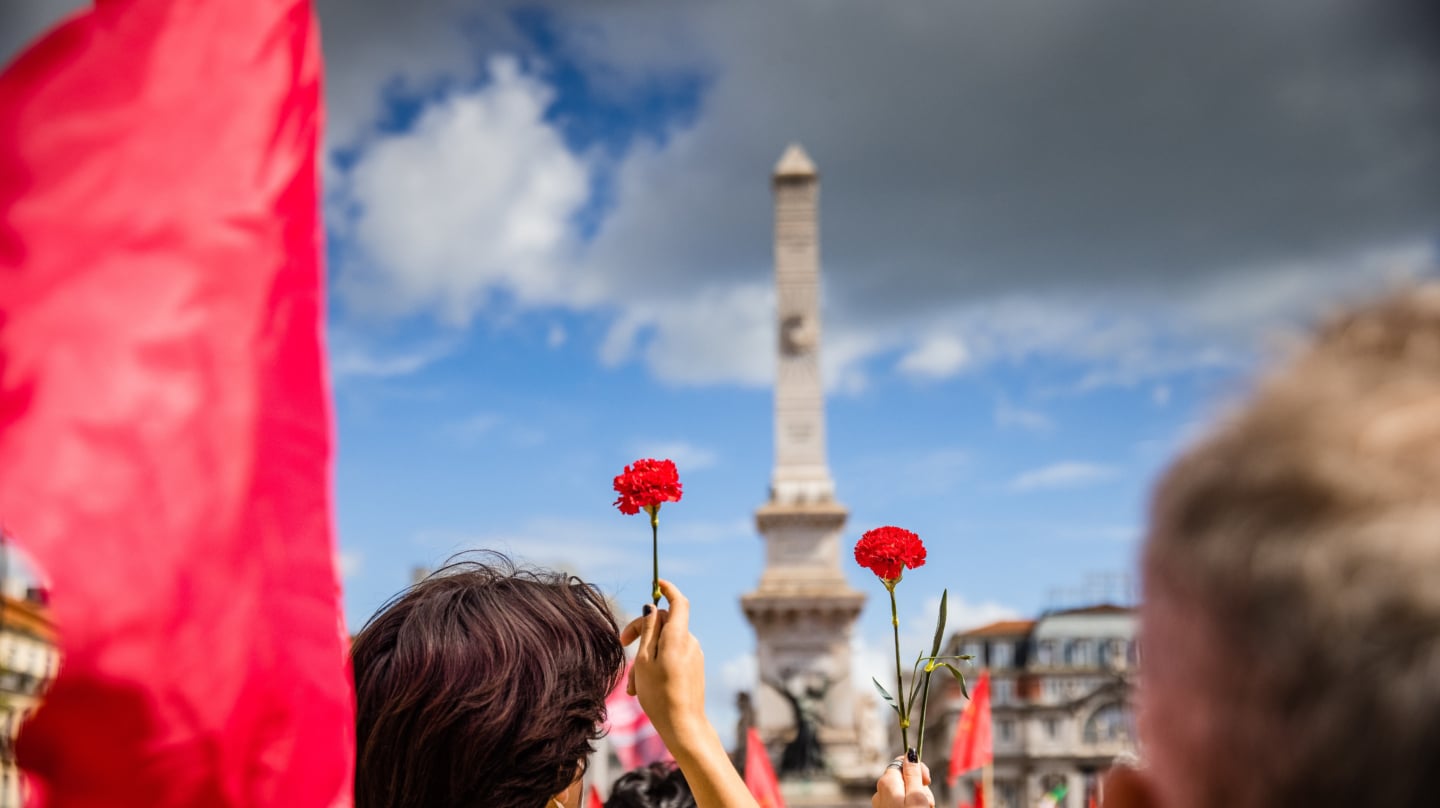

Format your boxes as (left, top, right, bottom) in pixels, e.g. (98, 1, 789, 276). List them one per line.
(0, 1, 352, 805)
(947, 671, 993, 785)
(744, 727, 786, 808)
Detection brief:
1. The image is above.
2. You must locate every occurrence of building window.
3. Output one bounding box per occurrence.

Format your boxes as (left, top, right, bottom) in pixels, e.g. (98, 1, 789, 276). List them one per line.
(997, 718, 1014, 742)
(997, 780, 1019, 808)
(1044, 717, 1060, 739)
(992, 679, 1012, 705)
(991, 642, 1012, 669)
(1083, 703, 1134, 744)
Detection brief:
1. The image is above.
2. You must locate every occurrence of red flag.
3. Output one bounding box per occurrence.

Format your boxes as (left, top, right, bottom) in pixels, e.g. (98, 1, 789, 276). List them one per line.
(604, 660, 673, 769)
(744, 727, 786, 808)
(947, 671, 993, 784)
(0, 1, 352, 805)
(588, 785, 605, 808)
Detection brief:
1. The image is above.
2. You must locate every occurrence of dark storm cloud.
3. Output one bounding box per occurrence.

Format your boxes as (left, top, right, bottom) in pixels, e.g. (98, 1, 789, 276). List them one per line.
(569, 0, 1440, 327)
(7, 1, 1437, 384)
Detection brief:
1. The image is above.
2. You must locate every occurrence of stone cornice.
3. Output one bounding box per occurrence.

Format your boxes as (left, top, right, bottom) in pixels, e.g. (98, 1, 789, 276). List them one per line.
(755, 500, 849, 531)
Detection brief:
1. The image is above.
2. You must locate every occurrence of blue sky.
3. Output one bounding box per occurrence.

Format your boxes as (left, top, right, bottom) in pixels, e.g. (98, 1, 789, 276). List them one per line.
(9, 0, 1436, 746)
(303, 1, 1440, 742)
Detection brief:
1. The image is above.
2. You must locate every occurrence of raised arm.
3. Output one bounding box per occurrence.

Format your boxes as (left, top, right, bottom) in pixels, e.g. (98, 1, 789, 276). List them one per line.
(621, 579, 760, 808)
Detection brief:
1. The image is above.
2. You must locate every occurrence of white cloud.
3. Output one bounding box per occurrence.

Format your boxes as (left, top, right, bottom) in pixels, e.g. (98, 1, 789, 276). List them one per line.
(334, 56, 593, 323)
(316, 2, 1440, 392)
(629, 441, 718, 471)
(337, 549, 363, 579)
(330, 341, 452, 380)
(547, 324, 568, 349)
(600, 282, 776, 387)
(994, 399, 1055, 432)
(1151, 385, 1171, 406)
(720, 651, 758, 692)
(897, 334, 971, 379)
(408, 515, 747, 579)
(1008, 461, 1116, 492)
(900, 593, 1021, 654)
(449, 412, 502, 443)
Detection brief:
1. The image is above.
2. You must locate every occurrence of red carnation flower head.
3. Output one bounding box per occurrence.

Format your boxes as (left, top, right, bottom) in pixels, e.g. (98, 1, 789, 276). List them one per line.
(612, 458, 683, 516)
(854, 526, 926, 584)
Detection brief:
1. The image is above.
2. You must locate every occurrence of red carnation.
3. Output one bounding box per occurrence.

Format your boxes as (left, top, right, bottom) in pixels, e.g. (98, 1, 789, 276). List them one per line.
(612, 458, 683, 516)
(854, 525, 926, 583)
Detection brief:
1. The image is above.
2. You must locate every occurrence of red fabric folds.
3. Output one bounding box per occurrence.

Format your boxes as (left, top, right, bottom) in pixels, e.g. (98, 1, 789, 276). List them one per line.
(0, 0, 353, 805)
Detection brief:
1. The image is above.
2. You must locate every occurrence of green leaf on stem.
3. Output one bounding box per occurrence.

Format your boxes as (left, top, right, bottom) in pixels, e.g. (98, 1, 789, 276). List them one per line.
(930, 589, 948, 660)
(935, 662, 971, 699)
(872, 676, 899, 711)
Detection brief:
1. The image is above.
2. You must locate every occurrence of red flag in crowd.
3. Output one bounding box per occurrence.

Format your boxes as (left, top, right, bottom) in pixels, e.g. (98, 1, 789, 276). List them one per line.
(0, 0, 352, 805)
(744, 727, 786, 808)
(588, 785, 605, 808)
(954, 780, 984, 808)
(947, 670, 993, 784)
(605, 660, 674, 769)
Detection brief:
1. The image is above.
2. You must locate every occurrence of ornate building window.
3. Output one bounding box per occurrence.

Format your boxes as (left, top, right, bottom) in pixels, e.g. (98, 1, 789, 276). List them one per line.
(1082, 702, 1133, 744)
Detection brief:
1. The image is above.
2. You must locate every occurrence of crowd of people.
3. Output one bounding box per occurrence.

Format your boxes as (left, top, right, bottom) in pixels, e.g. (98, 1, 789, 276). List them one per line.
(350, 287, 1440, 808)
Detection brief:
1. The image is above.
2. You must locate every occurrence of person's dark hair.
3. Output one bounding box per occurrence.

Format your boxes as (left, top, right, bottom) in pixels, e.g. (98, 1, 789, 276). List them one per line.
(351, 552, 625, 808)
(603, 763, 696, 808)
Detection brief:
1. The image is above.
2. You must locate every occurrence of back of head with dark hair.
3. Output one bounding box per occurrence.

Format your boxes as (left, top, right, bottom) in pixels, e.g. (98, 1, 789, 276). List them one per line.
(350, 553, 625, 808)
(603, 763, 696, 808)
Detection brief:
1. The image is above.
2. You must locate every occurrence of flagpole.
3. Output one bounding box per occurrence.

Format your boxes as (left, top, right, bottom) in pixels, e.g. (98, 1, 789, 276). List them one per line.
(982, 763, 994, 808)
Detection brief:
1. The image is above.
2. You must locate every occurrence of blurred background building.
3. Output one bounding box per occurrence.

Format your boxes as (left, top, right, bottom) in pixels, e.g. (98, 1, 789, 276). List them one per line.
(929, 604, 1138, 808)
(0, 539, 57, 808)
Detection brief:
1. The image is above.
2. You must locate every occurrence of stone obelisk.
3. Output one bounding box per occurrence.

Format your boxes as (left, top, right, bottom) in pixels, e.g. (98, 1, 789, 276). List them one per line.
(742, 145, 867, 800)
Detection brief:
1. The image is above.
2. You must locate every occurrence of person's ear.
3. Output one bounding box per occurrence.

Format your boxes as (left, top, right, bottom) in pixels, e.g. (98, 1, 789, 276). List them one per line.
(1101, 765, 1160, 808)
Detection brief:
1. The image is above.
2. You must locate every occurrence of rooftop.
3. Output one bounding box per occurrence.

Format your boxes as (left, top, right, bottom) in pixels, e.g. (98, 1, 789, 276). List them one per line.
(957, 619, 1035, 638)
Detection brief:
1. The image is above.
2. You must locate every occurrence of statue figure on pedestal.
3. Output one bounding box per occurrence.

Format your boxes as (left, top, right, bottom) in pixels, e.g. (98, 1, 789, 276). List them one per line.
(764, 671, 831, 777)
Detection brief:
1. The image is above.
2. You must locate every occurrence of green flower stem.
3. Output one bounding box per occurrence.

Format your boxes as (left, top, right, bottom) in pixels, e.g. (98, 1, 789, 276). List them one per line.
(915, 664, 933, 762)
(889, 583, 910, 752)
(650, 507, 661, 606)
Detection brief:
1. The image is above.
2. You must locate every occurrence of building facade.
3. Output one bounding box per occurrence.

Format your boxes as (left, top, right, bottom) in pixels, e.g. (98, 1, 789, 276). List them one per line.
(0, 586, 58, 808)
(928, 606, 1138, 808)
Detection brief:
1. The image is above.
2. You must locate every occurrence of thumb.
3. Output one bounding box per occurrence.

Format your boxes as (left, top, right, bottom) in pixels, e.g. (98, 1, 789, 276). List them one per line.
(635, 604, 660, 660)
(901, 759, 933, 808)
(900, 760, 924, 792)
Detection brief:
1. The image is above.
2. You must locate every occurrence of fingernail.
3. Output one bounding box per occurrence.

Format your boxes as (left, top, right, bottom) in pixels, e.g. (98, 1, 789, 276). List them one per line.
(906, 748, 917, 763)
(642, 604, 653, 616)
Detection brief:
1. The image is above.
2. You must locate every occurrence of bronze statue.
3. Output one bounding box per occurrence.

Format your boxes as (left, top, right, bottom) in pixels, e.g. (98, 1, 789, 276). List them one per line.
(763, 671, 830, 776)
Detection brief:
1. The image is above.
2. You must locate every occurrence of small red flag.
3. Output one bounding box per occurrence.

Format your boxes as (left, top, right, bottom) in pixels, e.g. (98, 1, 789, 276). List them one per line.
(956, 780, 985, 808)
(588, 785, 605, 808)
(947, 671, 993, 784)
(0, 0, 352, 805)
(745, 727, 786, 808)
